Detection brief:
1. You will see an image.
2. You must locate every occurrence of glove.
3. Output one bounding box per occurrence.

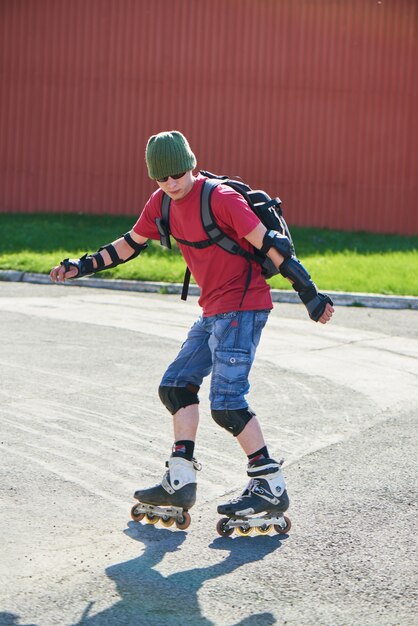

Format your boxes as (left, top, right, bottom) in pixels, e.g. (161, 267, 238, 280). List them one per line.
(305, 293, 333, 322)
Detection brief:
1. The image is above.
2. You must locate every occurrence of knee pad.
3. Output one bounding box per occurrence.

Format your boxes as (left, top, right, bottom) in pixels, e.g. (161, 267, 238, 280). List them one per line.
(211, 407, 255, 437)
(158, 384, 200, 415)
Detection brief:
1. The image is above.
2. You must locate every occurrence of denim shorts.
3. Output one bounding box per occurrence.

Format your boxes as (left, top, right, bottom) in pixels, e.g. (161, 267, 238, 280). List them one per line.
(160, 309, 270, 411)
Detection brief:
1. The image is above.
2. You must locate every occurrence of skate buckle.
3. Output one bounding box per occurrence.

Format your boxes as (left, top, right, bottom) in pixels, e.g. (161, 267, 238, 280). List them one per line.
(161, 474, 175, 494)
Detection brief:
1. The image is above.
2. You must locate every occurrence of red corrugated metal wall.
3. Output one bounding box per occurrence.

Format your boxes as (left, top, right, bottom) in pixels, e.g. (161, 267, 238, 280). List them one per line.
(0, 0, 417, 234)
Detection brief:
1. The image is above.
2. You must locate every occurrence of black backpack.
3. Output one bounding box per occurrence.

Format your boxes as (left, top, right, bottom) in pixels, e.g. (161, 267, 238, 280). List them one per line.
(155, 170, 293, 301)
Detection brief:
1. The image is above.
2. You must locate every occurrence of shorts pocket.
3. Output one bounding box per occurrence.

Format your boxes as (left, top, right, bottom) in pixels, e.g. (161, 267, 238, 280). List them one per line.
(213, 311, 239, 343)
(211, 348, 251, 398)
(253, 309, 270, 346)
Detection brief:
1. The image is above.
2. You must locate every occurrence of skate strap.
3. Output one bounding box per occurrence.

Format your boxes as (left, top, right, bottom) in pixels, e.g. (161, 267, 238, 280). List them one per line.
(249, 479, 282, 506)
(161, 474, 175, 495)
(247, 458, 283, 478)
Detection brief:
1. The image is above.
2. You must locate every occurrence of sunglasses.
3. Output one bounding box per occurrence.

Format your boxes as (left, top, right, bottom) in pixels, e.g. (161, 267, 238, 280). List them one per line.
(156, 172, 186, 183)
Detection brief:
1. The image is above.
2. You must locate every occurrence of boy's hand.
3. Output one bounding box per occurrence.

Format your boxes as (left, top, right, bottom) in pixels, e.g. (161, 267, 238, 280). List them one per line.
(317, 301, 334, 324)
(49, 263, 78, 283)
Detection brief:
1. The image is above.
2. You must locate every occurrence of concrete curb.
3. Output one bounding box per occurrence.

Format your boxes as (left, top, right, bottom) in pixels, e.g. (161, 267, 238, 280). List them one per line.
(1, 269, 417, 310)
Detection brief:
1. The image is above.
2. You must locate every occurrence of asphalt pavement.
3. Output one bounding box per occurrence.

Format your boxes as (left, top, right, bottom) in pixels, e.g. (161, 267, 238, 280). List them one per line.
(0, 281, 417, 626)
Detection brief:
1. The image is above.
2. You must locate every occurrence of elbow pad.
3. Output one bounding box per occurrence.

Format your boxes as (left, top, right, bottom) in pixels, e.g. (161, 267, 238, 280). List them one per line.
(260, 230, 294, 258)
(60, 232, 147, 279)
(280, 256, 333, 322)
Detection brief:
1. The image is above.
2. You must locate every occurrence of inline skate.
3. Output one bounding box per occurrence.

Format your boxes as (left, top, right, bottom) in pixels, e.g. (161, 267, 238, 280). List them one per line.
(216, 458, 291, 537)
(131, 455, 201, 530)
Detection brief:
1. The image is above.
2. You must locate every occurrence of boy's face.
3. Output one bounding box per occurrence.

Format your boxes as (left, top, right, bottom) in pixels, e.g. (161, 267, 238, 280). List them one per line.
(156, 170, 195, 200)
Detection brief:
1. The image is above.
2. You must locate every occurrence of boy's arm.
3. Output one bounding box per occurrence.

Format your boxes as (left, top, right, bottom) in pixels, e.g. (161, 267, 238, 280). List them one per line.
(245, 223, 334, 324)
(50, 229, 148, 283)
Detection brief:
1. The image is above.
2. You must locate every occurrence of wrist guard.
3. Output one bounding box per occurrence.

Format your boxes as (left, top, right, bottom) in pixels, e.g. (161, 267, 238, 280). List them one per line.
(260, 230, 294, 258)
(60, 232, 148, 279)
(279, 256, 333, 321)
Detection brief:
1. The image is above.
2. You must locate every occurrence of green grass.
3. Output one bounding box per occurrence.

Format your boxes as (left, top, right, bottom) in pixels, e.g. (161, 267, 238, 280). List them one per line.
(1, 213, 417, 296)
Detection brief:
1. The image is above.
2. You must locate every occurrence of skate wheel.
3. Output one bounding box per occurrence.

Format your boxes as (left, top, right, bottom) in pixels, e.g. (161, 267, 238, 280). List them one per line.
(131, 505, 145, 522)
(145, 513, 159, 525)
(274, 515, 291, 534)
(235, 525, 253, 536)
(160, 516, 175, 527)
(254, 524, 272, 535)
(175, 511, 191, 530)
(216, 517, 234, 537)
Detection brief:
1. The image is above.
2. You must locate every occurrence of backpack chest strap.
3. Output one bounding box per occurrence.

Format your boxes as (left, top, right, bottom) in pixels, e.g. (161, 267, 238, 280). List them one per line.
(174, 236, 213, 249)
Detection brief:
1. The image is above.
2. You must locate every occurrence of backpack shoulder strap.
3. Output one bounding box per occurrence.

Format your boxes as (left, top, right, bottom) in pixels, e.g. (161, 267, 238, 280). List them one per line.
(200, 179, 262, 263)
(161, 192, 171, 224)
(155, 193, 172, 249)
(200, 178, 226, 242)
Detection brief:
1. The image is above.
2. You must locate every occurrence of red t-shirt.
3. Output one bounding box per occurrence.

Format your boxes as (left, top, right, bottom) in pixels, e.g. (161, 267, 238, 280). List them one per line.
(133, 174, 273, 316)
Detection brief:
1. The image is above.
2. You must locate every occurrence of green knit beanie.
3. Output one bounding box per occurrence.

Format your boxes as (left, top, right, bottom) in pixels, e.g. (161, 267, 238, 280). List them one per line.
(145, 131, 197, 180)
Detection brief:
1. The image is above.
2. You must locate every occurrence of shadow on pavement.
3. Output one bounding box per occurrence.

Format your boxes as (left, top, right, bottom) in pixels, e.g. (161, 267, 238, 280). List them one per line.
(0, 615, 37, 626)
(72, 522, 287, 626)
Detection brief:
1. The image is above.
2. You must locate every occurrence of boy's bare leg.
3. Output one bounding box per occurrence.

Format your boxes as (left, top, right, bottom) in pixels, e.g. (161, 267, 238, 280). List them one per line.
(173, 404, 199, 442)
(236, 416, 266, 456)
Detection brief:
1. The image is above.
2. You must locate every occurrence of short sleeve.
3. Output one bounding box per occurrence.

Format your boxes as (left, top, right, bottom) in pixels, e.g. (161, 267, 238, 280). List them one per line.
(132, 190, 163, 240)
(210, 185, 261, 239)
